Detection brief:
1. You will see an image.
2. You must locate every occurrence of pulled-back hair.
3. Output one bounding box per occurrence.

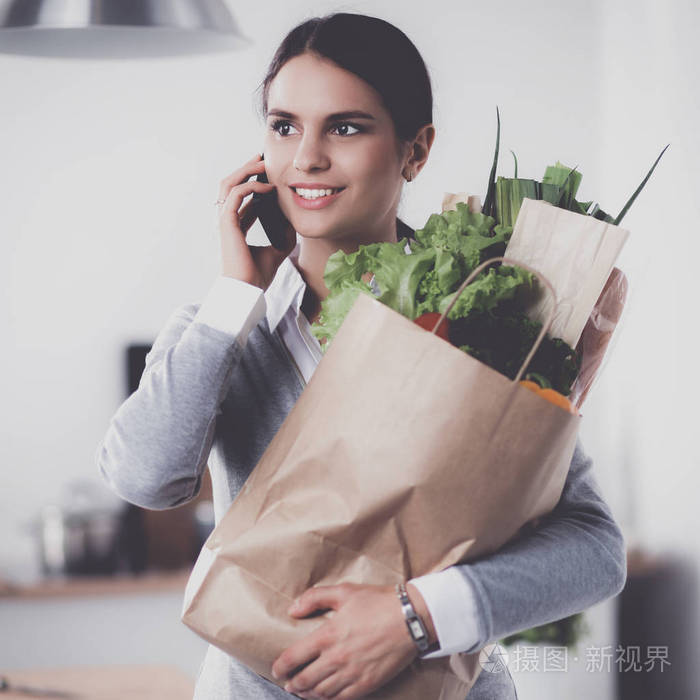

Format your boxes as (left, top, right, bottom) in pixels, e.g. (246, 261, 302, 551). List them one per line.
(257, 12, 432, 144)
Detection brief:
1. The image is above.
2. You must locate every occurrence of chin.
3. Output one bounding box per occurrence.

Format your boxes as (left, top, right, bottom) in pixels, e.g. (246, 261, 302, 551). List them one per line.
(295, 221, 346, 241)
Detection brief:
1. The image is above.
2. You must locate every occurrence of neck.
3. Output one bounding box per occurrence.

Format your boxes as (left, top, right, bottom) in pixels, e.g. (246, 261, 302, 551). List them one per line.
(295, 219, 400, 324)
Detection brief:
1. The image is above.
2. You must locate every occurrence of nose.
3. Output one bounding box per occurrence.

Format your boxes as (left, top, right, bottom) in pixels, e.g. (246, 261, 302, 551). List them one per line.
(293, 133, 330, 172)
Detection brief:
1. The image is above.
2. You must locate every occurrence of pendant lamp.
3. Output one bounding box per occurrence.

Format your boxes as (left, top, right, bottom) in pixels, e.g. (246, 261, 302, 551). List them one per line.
(0, 0, 250, 59)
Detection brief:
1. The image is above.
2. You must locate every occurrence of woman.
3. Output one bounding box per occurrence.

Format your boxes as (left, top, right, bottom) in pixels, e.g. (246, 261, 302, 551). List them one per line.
(96, 12, 627, 700)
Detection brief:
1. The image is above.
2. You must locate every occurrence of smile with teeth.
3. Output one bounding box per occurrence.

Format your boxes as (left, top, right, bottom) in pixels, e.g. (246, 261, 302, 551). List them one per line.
(293, 187, 344, 199)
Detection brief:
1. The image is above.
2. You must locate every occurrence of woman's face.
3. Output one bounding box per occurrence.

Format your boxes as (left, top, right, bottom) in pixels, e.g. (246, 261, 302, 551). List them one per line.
(262, 52, 409, 246)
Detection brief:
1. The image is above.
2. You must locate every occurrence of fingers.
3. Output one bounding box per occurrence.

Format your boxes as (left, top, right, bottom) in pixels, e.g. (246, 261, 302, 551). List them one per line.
(217, 153, 266, 202)
(217, 153, 271, 224)
(313, 672, 356, 699)
(215, 153, 292, 288)
(289, 584, 350, 618)
(272, 632, 327, 683)
(274, 584, 414, 700)
(219, 179, 274, 223)
(283, 654, 341, 697)
(290, 655, 357, 699)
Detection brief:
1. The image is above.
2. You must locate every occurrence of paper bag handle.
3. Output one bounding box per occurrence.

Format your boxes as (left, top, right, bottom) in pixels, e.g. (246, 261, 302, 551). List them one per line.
(430, 256, 557, 384)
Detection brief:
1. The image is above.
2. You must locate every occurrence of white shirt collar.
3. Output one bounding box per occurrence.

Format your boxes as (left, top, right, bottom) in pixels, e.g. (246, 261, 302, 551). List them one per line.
(263, 239, 306, 334)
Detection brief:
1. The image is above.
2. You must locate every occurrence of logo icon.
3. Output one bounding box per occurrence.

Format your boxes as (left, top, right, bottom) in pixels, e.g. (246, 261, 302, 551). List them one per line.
(479, 643, 510, 673)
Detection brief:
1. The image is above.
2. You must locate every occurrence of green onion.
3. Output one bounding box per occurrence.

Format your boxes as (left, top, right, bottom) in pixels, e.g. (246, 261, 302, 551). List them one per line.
(589, 203, 614, 223)
(481, 111, 667, 230)
(613, 144, 670, 225)
(543, 161, 582, 201)
(494, 177, 560, 228)
(482, 106, 501, 218)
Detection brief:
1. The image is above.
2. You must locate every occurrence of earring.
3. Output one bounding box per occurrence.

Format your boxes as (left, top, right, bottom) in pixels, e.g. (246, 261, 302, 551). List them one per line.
(404, 170, 413, 182)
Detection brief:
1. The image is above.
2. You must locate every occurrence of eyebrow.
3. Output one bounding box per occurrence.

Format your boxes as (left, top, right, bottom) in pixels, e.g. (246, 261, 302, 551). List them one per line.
(267, 109, 376, 121)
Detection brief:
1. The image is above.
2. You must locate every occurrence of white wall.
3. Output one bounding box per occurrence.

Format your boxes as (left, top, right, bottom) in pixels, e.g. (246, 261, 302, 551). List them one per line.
(2, 0, 697, 695)
(593, 0, 700, 562)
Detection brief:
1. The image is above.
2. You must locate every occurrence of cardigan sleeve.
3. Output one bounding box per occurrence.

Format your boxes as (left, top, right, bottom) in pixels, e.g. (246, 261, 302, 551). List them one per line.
(458, 435, 627, 652)
(415, 435, 627, 656)
(96, 277, 265, 510)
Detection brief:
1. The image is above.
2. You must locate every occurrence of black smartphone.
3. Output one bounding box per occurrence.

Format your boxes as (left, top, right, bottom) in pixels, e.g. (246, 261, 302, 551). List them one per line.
(252, 153, 293, 251)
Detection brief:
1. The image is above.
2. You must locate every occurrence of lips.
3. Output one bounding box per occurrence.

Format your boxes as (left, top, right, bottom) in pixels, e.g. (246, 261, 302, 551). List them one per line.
(289, 183, 345, 190)
(290, 186, 346, 210)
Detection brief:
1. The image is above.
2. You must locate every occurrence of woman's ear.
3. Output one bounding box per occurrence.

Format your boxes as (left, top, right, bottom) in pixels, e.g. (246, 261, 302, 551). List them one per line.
(404, 124, 435, 180)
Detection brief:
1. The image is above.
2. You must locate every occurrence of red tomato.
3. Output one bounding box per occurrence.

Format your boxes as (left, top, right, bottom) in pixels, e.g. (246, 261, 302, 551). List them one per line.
(413, 312, 450, 341)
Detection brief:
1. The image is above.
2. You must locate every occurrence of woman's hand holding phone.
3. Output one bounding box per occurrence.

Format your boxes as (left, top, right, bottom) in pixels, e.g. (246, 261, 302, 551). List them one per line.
(216, 153, 296, 291)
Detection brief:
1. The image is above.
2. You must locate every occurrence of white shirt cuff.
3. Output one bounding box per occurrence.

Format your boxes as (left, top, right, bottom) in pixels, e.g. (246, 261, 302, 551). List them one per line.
(194, 276, 266, 348)
(408, 567, 481, 658)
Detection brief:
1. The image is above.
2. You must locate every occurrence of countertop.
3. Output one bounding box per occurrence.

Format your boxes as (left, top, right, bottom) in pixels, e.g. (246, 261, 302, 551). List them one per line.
(0, 665, 194, 699)
(0, 568, 191, 599)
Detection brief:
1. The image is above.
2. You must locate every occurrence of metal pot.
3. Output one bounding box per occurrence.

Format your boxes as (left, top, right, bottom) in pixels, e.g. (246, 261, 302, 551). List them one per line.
(36, 503, 123, 576)
(31, 479, 126, 577)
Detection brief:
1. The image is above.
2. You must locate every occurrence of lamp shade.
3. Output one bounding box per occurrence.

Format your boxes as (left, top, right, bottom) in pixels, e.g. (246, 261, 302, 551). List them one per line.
(0, 0, 250, 58)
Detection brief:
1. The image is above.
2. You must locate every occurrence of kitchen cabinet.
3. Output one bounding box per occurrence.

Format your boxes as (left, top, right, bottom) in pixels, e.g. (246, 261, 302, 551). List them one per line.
(0, 569, 208, 682)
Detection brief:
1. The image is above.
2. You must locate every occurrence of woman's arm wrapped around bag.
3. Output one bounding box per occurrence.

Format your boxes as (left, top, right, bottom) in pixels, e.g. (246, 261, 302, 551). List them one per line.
(417, 435, 627, 656)
(271, 436, 626, 699)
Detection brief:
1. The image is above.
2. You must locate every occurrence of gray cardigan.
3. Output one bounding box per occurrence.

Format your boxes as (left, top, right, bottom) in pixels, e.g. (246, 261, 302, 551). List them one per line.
(96, 301, 627, 699)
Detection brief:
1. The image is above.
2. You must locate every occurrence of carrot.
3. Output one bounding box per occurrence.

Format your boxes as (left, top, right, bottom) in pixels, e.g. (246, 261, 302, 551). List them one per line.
(538, 388, 578, 414)
(519, 381, 578, 415)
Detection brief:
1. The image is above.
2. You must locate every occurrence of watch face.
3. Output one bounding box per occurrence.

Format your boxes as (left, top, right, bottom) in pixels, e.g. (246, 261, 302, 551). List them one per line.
(409, 619, 426, 640)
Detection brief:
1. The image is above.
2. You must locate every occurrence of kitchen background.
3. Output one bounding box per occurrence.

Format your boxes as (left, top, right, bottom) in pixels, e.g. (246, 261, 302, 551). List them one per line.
(1, 0, 698, 698)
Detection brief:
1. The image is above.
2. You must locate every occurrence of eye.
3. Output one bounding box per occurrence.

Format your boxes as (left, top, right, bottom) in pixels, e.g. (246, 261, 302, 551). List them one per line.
(269, 119, 298, 137)
(331, 122, 362, 136)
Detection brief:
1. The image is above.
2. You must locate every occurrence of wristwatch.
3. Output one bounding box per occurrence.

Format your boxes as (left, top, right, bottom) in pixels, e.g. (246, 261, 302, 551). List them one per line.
(395, 582, 430, 654)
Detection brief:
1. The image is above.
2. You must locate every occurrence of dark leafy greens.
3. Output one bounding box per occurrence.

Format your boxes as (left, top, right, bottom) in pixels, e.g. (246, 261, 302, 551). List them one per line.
(448, 306, 580, 395)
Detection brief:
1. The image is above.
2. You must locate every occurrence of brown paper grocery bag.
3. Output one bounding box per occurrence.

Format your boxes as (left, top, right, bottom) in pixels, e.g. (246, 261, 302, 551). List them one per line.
(182, 257, 581, 698)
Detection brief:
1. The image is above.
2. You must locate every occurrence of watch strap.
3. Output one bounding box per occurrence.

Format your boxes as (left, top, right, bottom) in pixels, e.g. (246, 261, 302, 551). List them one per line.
(395, 582, 430, 654)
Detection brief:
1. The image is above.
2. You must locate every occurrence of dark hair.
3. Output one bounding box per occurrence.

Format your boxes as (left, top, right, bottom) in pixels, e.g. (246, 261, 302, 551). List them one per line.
(256, 13, 434, 240)
(258, 13, 432, 143)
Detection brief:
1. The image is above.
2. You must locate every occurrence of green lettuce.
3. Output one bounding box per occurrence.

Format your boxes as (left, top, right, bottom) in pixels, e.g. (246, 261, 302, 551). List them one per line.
(437, 265, 535, 320)
(311, 280, 375, 347)
(319, 239, 436, 321)
(310, 202, 521, 349)
(413, 203, 512, 271)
